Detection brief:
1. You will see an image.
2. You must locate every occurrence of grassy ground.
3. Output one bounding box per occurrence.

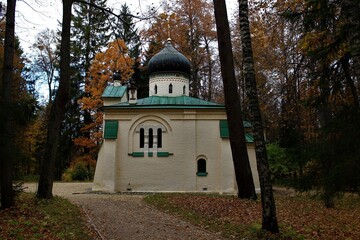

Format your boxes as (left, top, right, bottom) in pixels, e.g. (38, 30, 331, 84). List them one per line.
(0, 193, 94, 240)
(144, 191, 360, 240)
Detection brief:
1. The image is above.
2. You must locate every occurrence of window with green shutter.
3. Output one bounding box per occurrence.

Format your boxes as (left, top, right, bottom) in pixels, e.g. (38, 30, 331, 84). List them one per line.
(219, 120, 229, 138)
(104, 120, 118, 139)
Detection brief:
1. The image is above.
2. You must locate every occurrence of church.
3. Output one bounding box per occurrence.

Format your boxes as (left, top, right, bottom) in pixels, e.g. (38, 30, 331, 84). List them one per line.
(92, 39, 260, 194)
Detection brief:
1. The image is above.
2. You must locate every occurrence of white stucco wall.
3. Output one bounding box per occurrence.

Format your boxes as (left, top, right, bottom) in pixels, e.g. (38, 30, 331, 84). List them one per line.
(149, 73, 190, 97)
(92, 139, 117, 192)
(93, 108, 260, 194)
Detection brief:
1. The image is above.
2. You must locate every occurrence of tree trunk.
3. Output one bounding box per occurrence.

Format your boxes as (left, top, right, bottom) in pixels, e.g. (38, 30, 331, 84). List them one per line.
(213, 0, 256, 199)
(204, 36, 213, 101)
(238, 0, 279, 233)
(37, 0, 73, 199)
(0, 0, 16, 209)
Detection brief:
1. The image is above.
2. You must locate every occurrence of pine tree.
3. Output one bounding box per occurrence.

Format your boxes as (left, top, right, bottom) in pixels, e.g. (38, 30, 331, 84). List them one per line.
(116, 4, 146, 98)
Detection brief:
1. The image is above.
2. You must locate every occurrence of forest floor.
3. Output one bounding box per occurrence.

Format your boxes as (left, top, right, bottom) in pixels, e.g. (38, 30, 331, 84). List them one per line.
(144, 190, 360, 239)
(15, 183, 360, 239)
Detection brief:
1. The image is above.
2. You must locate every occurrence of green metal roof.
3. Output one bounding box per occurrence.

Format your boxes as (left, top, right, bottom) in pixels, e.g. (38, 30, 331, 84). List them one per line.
(105, 95, 225, 109)
(102, 85, 127, 98)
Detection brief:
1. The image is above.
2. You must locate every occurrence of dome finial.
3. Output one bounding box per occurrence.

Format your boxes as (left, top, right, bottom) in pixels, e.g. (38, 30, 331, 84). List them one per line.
(167, 17, 171, 40)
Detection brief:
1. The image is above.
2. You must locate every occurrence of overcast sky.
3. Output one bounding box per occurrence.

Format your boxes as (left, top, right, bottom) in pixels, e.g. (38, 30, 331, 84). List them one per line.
(1, 0, 237, 54)
(12, 0, 161, 52)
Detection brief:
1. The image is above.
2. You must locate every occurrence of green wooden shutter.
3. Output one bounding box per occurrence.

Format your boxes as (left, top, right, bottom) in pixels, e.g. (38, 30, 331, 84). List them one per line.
(219, 120, 254, 142)
(104, 120, 118, 139)
(219, 120, 229, 138)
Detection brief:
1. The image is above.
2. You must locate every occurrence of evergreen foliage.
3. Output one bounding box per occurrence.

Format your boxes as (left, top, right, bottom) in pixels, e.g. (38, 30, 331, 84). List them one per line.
(116, 4, 146, 98)
(0, 17, 38, 182)
(57, 0, 113, 178)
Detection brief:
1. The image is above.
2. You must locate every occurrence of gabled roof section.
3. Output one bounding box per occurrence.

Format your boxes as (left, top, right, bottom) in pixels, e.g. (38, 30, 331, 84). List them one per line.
(102, 85, 127, 98)
(105, 95, 225, 109)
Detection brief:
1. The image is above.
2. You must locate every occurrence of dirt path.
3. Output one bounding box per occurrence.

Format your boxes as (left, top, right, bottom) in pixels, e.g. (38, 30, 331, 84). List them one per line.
(24, 182, 223, 240)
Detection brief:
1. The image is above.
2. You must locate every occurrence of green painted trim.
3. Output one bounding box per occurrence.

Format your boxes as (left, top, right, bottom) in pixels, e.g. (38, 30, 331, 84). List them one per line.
(104, 120, 118, 139)
(148, 152, 153, 157)
(131, 152, 144, 157)
(196, 172, 208, 176)
(104, 96, 225, 109)
(157, 152, 172, 157)
(105, 105, 224, 109)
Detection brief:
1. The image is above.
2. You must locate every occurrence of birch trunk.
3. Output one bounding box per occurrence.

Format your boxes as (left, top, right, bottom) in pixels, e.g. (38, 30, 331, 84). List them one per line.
(238, 0, 279, 233)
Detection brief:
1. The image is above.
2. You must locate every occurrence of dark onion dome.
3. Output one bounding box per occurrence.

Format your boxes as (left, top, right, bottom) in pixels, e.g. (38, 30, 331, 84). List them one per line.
(148, 39, 191, 75)
(113, 70, 121, 81)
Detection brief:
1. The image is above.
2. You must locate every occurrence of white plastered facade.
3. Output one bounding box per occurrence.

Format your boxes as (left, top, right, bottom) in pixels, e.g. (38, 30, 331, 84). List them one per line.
(93, 108, 260, 194)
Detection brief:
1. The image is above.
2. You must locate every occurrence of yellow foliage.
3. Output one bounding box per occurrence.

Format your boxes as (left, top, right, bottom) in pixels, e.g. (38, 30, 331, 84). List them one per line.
(75, 39, 134, 150)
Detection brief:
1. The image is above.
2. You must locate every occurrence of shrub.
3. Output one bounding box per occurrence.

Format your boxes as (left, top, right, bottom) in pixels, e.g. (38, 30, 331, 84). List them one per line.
(267, 142, 297, 185)
(62, 156, 96, 181)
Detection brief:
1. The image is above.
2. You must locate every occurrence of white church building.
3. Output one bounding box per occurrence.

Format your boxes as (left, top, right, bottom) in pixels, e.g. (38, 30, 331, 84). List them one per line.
(92, 39, 259, 194)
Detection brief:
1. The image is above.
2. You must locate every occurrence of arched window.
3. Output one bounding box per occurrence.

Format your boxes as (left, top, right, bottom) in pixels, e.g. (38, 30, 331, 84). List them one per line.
(157, 128, 162, 148)
(154, 84, 158, 94)
(183, 85, 186, 95)
(140, 128, 144, 148)
(169, 83, 173, 93)
(197, 159, 207, 176)
(149, 128, 153, 148)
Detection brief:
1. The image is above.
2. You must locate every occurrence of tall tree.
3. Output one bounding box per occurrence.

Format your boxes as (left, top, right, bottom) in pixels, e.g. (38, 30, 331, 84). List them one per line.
(75, 39, 134, 159)
(37, 0, 73, 199)
(168, 0, 216, 98)
(29, 29, 59, 103)
(116, 4, 145, 97)
(285, 0, 360, 207)
(212, 0, 256, 199)
(341, 0, 360, 82)
(0, 0, 16, 208)
(71, 0, 111, 76)
(0, 13, 37, 183)
(57, 0, 112, 177)
(237, 0, 279, 233)
(143, 0, 218, 100)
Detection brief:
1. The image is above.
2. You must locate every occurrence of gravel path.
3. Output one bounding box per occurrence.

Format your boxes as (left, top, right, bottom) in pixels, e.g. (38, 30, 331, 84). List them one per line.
(24, 182, 223, 240)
